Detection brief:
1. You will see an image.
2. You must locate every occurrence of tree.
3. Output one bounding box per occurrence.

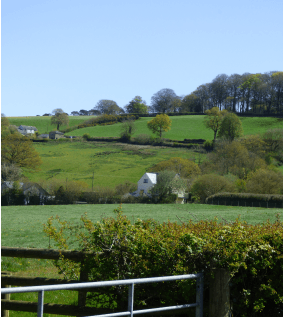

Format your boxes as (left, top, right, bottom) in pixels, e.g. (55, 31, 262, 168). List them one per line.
(71, 111, 80, 116)
(180, 93, 198, 112)
(51, 112, 69, 130)
(262, 128, 283, 153)
(246, 168, 283, 194)
(125, 96, 149, 114)
(79, 109, 89, 116)
(150, 88, 177, 113)
(149, 157, 201, 179)
(147, 114, 172, 138)
(1, 162, 23, 181)
(1, 114, 11, 137)
(190, 173, 235, 203)
(218, 113, 243, 141)
(52, 108, 65, 115)
(120, 119, 136, 141)
(204, 107, 228, 142)
(1, 134, 42, 170)
(150, 170, 186, 202)
(94, 100, 124, 115)
(206, 140, 266, 179)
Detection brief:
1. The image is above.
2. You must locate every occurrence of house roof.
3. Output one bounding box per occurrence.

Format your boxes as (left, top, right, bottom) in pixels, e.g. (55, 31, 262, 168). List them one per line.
(145, 172, 157, 184)
(1, 181, 49, 196)
(19, 125, 38, 131)
(49, 131, 64, 135)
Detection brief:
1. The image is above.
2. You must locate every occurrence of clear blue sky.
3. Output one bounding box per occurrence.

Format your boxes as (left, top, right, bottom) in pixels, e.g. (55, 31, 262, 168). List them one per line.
(2, 0, 283, 117)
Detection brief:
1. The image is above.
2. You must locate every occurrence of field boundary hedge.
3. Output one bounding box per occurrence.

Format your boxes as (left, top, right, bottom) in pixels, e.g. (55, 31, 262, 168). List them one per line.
(206, 192, 283, 208)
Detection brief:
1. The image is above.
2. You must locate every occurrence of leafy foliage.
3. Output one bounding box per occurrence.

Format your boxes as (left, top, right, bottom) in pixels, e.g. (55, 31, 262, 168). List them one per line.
(150, 88, 178, 113)
(44, 207, 283, 316)
(218, 113, 243, 141)
(94, 100, 124, 115)
(51, 112, 69, 130)
(204, 107, 228, 141)
(190, 174, 235, 203)
(125, 96, 149, 114)
(120, 119, 136, 141)
(147, 114, 172, 138)
(1, 134, 42, 170)
(149, 157, 201, 179)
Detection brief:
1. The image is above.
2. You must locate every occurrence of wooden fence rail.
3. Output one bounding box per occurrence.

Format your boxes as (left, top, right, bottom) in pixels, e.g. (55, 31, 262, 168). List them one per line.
(1, 246, 231, 317)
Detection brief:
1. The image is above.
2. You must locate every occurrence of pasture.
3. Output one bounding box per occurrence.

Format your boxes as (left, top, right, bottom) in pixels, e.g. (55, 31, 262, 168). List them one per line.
(2, 203, 282, 249)
(25, 141, 201, 186)
(8, 115, 283, 140)
(2, 204, 282, 317)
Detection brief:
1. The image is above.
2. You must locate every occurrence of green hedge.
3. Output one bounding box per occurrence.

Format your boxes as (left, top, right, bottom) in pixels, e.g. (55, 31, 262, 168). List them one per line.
(206, 192, 283, 208)
(44, 207, 283, 316)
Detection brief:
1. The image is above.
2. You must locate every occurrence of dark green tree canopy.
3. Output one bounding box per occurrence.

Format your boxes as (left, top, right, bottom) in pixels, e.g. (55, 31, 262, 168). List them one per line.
(125, 96, 148, 114)
(150, 88, 177, 113)
(218, 113, 243, 141)
(51, 112, 69, 130)
(93, 100, 124, 115)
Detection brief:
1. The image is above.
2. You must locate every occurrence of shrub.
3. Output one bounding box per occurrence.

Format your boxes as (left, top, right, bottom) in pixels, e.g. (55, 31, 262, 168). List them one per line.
(133, 134, 153, 145)
(44, 207, 283, 316)
(82, 133, 90, 140)
(190, 173, 235, 203)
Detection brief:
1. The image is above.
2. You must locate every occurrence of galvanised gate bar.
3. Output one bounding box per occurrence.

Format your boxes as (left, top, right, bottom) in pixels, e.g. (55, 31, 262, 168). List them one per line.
(1, 273, 204, 317)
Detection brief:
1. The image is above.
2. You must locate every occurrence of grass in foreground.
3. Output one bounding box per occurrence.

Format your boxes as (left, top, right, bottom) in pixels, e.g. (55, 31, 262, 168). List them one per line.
(2, 203, 282, 317)
(2, 204, 282, 249)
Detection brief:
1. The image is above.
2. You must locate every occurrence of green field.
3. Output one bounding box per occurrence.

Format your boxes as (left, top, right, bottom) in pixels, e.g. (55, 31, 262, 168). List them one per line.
(7, 115, 94, 134)
(2, 203, 282, 317)
(25, 141, 200, 187)
(2, 204, 282, 249)
(10, 115, 283, 187)
(8, 115, 283, 140)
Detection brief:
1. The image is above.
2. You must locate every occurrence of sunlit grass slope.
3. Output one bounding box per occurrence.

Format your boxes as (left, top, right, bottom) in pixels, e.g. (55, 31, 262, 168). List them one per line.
(7, 115, 283, 140)
(7, 115, 94, 134)
(26, 141, 198, 187)
(64, 116, 283, 140)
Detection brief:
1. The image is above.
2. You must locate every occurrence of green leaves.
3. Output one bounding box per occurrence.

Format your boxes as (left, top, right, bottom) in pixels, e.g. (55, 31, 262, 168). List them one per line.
(44, 207, 283, 315)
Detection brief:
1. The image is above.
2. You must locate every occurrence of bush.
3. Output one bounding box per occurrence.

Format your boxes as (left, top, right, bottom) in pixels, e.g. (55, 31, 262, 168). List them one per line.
(133, 134, 154, 145)
(203, 140, 214, 151)
(190, 173, 235, 203)
(82, 133, 91, 140)
(44, 207, 283, 316)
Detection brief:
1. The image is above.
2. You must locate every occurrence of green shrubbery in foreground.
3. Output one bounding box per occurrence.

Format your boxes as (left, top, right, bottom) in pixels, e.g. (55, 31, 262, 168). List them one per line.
(44, 206, 283, 317)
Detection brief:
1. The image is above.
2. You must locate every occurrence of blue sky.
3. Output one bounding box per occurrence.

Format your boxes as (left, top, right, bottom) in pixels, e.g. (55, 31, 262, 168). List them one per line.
(2, 0, 283, 117)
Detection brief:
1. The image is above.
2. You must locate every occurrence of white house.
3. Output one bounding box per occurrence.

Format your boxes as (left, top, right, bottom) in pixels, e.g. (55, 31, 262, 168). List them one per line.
(131, 172, 158, 197)
(131, 172, 187, 203)
(17, 125, 37, 135)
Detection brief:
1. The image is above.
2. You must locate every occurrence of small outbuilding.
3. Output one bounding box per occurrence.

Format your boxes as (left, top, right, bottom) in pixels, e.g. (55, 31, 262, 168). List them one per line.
(49, 131, 65, 139)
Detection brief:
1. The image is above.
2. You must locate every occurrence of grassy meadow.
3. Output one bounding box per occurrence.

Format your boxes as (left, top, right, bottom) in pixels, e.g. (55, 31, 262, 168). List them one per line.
(9, 115, 283, 186)
(25, 141, 201, 187)
(7, 115, 94, 134)
(8, 115, 283, 140)
(2, 203, 283, 249)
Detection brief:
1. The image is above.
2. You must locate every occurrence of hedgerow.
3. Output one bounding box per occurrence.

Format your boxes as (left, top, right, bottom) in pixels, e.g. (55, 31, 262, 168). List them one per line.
(206, 192, 283, 208)
(44, 206, 283, 316)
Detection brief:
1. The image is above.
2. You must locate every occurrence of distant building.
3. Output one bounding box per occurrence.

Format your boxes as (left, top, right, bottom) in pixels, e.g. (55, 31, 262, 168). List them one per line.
(17, 125, 38, 135)
(131, 172, 187, 203)
(49, 131, 64, 139)
(1, 181, 51, 205)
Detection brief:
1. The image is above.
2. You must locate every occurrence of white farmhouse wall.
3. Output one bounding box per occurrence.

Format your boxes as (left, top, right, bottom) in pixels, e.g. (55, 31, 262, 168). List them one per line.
(135, 173, 157, 196)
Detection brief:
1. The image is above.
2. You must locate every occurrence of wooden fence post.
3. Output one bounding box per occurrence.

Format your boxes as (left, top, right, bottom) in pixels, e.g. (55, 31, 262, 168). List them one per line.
(1, 272, 11, 317)
(209, 268, 230, 317)
(77, 259, 88, 317)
